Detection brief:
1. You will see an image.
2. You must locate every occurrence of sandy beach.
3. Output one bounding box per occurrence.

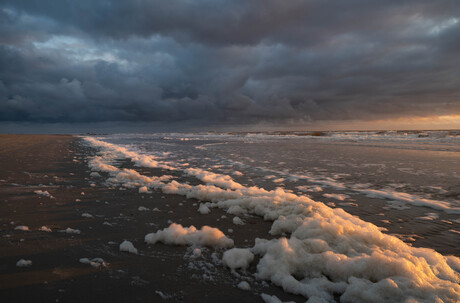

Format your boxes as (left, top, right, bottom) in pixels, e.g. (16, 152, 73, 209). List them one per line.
(0, 135, 303, 302)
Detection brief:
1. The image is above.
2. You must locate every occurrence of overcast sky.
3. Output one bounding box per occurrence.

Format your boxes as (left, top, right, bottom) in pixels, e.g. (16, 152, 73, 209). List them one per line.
(1, 0, 459, 131)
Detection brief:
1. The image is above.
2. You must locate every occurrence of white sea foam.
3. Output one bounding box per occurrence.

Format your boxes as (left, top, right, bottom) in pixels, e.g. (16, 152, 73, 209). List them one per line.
(155, 290, 173, 300)
(83, 136, 460, 302)
(34, 190, 54, 199)
(322, 193, 350, 201)
(267, 168, 459, 214)
(84, 137, 174, 171)
(297, 185, 323, 192)
(232, 216, 245, 225)
(79, 257, 107, 268)
(16, 259, 32, 267)
(417, 212, 440, 221)
(185, 168, 243, 190)
(261, 293, 294, 303)
(145, 223, 234, 248)
(352, 187, 460, 214)
(120, 240, 138, 254)
(222, 248, 254, 269)
(198, 203, 211, 214)
(138, 186, 151, 194)
(14, 225, 29, 231)
(273, 178, 285, 183)
(237, 281, 251, 291)
(39, 226, 52, 232)
(253, 162, 459, 214)
(60, 227, 80, 234)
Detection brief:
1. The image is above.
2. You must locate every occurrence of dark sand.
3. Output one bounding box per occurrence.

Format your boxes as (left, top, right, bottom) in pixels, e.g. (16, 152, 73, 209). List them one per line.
(0, 135, 304, 302)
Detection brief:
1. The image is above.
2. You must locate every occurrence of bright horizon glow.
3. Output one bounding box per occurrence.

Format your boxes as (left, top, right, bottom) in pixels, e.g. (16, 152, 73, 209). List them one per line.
(321, 114, 460, 131)
(0, 115, 459, 134)
(316, 114, 460, 131)
(234, 114, 460, 132)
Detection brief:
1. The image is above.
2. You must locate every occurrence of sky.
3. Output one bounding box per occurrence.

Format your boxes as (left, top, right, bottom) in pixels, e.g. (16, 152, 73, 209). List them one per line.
(1, 0, 460, 132)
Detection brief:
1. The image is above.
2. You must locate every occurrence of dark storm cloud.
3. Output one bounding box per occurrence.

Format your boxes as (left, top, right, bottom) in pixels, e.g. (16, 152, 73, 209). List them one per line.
(0, 0, 459, 126)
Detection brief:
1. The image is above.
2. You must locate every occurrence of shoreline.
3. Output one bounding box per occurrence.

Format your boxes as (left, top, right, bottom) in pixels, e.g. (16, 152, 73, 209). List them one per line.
(1, 134, 459, 302)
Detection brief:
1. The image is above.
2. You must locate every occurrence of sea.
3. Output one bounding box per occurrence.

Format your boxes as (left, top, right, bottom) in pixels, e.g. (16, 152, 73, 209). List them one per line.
(84, 130, 460, 302)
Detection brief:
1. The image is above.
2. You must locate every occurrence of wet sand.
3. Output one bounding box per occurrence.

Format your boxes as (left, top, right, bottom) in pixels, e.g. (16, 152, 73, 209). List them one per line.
(0, 135, 303, 302)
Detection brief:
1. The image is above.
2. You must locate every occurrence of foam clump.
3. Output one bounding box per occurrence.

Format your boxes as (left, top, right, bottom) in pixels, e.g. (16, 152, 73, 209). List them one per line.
(79, 257, 107, 268)
(139, 186, 151, 194)
(120, 240, 138, 254)
(417, 212, 439, 221)
(60, 227, 80, 234)
(16, 259, 32, 267)
(323, 193, 350, 201)
(237, 281, 251, 291)
(251, 232, 460, 302)
(297, 185, 323, 192)
(232, 216, 245, 225)
(198, 203, 211, 214)
(192, 248, 202, 257)
(145, 223, 234, 248)
(260, 293, 294, 303)
(39, 226, 52, 232)
(14, 225, 29, 231)
(185, 168, 243, 190)
(34, 190, 54, 199)
(223, 248, 254, 269)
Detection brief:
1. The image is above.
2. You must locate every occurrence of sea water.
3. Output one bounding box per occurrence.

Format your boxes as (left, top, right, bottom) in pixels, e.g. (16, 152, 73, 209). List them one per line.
(84, 131, 460, 302)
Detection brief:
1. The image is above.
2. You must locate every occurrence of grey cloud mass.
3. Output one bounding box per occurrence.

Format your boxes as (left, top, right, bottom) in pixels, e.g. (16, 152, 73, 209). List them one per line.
(1, 0, 459, 127)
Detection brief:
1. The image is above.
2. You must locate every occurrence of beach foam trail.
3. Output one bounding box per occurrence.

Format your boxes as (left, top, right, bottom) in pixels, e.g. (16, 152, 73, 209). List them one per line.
(82, 136, 460, 303)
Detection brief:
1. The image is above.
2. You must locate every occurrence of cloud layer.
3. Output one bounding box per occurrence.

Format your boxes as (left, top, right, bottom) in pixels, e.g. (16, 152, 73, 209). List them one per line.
(1, 0, 459, 127)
